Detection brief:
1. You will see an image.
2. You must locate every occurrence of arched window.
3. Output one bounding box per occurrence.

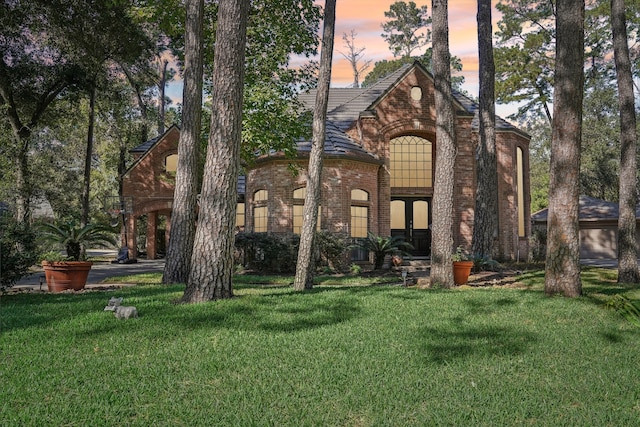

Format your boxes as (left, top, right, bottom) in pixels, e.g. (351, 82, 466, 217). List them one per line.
(350, 189, 369, 238)
(165, 154, 178, 173)
(253, 190, 268, 232)
(293, 187, 320, 234)
(390, 135, 433, 188)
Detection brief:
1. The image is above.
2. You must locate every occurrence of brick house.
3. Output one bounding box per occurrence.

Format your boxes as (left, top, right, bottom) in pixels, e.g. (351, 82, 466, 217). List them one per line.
(122, 61, 531, 261)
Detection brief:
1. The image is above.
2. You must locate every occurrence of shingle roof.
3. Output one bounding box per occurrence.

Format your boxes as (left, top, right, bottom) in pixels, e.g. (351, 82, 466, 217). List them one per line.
(300, 61, 528, 137)
(130, 134, 162, 153)
(299, 65, 411, 132)
(531, 195, 640, 222)
(296, 122, 381, 162)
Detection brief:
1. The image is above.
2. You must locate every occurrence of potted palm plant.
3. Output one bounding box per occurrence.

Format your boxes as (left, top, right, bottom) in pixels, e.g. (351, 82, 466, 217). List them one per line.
(39, 222, 116, 292)
(452, 246, 473, 285)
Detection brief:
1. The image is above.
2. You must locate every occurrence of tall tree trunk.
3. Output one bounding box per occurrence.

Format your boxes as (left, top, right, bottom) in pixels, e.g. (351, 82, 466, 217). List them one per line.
(545, 0, 584, 297)
(81, 82, 97, 227)
(163, 0, 204, 285)
(472, 0, 498, 259)
(117, 132, 129, 247)
(158, 59, 168, 135)
(293, 0, 337, 291)
(430, 0, 456, 287)
(181, 0, 249, 303)
(14, 137, 31, 224)
(612, 0, 640, 284)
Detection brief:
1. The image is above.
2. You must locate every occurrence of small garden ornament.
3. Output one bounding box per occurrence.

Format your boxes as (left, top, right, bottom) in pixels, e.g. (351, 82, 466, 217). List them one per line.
(104, 297, 137, 319)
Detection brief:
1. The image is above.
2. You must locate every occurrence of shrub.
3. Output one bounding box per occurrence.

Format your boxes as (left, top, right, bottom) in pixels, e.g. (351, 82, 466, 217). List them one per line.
(316, 231, 351, 272)
(530, 227, 547, 262)
(0, 215, 38, 291)
(235, 232, 300, 274)
(471, 255, 501, 272)
(349, 263, 362, 275)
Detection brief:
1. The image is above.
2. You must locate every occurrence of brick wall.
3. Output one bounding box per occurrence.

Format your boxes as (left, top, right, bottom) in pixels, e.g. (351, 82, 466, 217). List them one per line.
(246, 158, 381, 236)
(245, 65, 531, 260)
(122, 126, 179, 217)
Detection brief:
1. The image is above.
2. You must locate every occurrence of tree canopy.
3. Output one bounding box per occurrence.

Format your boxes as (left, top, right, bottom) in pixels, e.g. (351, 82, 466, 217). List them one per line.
(381, 1, 431, 58)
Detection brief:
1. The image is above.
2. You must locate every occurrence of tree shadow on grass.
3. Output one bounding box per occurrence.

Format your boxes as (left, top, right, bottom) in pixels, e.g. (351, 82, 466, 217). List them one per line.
(410, 295, 537, 364)
(174, 289, 363, 334)
(415, 323, 538, 364)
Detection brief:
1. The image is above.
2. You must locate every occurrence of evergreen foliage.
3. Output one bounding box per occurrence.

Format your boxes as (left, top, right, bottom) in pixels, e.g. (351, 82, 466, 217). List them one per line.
(0, 214, 38, 291)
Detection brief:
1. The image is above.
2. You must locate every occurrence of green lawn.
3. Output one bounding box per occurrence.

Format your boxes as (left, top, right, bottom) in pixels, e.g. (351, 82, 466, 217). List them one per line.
(1, 268, 639, 426)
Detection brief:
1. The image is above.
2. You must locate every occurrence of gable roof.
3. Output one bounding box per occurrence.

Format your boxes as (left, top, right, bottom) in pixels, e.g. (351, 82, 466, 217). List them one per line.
(130, 124, 180, 154)
(299, 60, 529, 138)
(531, 195, 640, 223)
(124, 124, 180, 178)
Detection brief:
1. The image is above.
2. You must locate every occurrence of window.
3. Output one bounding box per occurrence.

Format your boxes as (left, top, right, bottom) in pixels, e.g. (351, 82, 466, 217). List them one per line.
(350, 189, 369, 238)
(390, 200, 405, 229)
(390, 135, 433, 188)
(236, 203, 245, 228)
(254, 189, 268, 202)
(351, 189, 368, 201)
(165, 154, 178, 173)
(517, 147, 525, 237)
(253, 190, 268, 232)
(410, 86, 422, 101)
(351, 207, 368, 238)
(293, 187, 320, 234)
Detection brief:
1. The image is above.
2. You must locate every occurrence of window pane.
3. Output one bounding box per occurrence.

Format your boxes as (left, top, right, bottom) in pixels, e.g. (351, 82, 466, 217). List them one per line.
(236, 203, 245, 227)
(165, 154, 178, 173)
(390, 200, 405, 229)
(254, 206, 268, 232)
(351, 206, 368, 238)
(293, 187, 306, 199)
(390, 135, 433, 188)
(413, 200, 428, 229)
(351, 189, 368, 201)
(293, 205, 303, 234)
(293, 205, 321, 234)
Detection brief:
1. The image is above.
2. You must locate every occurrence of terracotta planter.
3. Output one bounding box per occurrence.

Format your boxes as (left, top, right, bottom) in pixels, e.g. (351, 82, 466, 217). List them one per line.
(452, 261, 474, 285)
(41, 261, 92, 292)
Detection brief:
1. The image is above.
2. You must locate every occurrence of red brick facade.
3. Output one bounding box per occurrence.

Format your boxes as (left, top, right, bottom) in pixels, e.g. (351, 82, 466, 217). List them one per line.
(122, 125, 179, 259)
(246, 64, 530, 260)
(122, 63, 531, 261)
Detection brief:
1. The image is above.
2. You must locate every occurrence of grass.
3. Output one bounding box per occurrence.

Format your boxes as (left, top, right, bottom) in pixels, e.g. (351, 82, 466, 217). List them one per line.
(1, 268, 639, 426)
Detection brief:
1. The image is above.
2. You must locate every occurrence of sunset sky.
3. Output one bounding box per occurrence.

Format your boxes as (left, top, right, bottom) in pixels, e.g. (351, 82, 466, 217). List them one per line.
(167, 1, 514, 116)
(327, 0, 490, 88)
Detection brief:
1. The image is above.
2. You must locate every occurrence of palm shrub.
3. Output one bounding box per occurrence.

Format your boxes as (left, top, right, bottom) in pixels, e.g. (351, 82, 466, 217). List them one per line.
(356, 232, 414, 270)
(38, 222, 117, 261)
